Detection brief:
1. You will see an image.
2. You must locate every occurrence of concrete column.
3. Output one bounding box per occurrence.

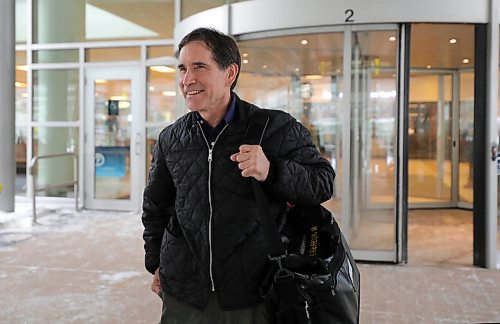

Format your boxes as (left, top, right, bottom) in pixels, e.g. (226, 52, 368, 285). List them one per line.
(0, 0, 16, 212)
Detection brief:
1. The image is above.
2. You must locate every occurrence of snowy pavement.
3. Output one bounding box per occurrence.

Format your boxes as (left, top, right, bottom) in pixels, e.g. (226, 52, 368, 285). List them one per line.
(1, 199, 499, 323)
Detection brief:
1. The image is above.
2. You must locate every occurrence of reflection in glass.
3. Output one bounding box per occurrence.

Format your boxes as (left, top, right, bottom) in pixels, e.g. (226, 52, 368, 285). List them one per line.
(32, 127, 79, 197)
(349, 30, 398, 251)
(93, 79, 132, 200)
(147, 66, 177, 122)
(33, 69, 79, 122)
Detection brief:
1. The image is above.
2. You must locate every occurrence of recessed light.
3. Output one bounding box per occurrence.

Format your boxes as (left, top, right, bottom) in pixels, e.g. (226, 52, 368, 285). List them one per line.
(301, 39, 308, 45)
(243, 59, 249, 64)
(262, 64, 268, 69)
(295, 67, 300, 72)
(426, 64, 432, 69)
(389, 36, 396, 42)
(449, 38, 457, 44)
(463, 58, 470, 64)
(242, 53, 248, 58)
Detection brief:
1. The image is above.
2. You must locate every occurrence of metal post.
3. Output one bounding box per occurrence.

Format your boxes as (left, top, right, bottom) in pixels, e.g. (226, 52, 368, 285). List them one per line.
(0, 0, 16, 212)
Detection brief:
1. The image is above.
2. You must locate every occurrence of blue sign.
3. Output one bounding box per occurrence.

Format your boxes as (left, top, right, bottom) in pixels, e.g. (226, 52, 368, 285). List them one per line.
(95, 146, 129, 177)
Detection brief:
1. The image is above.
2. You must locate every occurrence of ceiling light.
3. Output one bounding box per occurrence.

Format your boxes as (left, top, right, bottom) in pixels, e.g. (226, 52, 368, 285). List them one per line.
(15, 82, 27, 88)
(301, 39, 308, 45)
(305, 75, 323, 80)
(150, 66, 176, 73)
(449, 38, 457, 44)
(16, 65, 28, 71)
(262, 64, 268, 69)
(162, 90, 176, 97)
(295, 67, 300, 72)
(243, 59, 249, 64)
(389, 36, 396, 42)
(463, 58, 470, 64)
(95, 79, 107, 84)
(426, 64, 432, 69)
(149, 86, 155, 91)
(242, 53, 248, 58)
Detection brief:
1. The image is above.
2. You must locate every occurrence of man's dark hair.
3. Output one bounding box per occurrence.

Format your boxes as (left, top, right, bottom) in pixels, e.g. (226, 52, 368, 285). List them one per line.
(178, 27, 241, 90)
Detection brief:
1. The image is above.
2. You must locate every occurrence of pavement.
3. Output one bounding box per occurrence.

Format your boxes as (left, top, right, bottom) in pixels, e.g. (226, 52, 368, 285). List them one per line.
(0, 199, 499, 323)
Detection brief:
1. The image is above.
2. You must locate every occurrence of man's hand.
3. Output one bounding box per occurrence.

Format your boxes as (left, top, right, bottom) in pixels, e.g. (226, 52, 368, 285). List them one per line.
(151, 268, 161, 295)
(230, 145, 270, 181)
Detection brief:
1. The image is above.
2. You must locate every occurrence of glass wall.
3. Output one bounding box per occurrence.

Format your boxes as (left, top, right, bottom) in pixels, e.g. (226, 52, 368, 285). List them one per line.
(15, 51, 28, 195)
(459, 71, 474, 204)
(33, 0, 174, 43)
(32, 69, 79, 122)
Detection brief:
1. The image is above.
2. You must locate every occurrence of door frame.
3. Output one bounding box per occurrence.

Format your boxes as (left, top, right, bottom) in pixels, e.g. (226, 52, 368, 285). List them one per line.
(84, 65, 145, 211)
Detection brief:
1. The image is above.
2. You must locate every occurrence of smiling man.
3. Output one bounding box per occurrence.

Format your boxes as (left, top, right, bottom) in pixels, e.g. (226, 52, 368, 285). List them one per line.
(142, 27, 335, 324)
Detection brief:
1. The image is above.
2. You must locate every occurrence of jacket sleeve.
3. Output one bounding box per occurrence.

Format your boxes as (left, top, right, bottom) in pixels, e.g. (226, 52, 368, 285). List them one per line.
(263, 118, 335, 205)
(142, 132, 175, 274)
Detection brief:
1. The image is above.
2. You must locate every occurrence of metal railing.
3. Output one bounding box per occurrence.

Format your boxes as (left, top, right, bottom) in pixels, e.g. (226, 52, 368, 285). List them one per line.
(28, 152, 79, 223)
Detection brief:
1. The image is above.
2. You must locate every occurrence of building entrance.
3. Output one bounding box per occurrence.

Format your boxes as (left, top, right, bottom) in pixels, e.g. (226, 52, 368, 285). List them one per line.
(84, 66, 145, 210)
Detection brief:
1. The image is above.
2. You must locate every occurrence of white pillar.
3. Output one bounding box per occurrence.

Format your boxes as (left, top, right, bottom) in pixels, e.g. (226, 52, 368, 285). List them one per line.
(0, 0, 16, 212)
(485, 0, 499, 269)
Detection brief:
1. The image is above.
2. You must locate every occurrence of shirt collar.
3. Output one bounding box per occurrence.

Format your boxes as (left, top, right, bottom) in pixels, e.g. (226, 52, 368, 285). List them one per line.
(223, 92, 236, 125)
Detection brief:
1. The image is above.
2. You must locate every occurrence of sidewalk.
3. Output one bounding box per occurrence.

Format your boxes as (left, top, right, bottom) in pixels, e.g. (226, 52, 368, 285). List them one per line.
(1, 201, 499, 323)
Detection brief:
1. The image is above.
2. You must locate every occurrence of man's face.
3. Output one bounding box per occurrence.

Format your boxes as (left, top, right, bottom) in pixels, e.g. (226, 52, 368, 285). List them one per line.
(177, 40, 236, 115)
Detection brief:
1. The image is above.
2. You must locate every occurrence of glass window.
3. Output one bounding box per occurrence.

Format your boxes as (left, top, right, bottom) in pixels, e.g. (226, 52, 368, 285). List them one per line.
(34, 0, 174, 44)
(181, 0, 225, 20)
(33, 50, 79, 64)
(33, 69, 79, 121)
(147, 45, 175, 59)
(16, 0, 27, 44)
(85, 47, 141, 62)
(32, 127, 79, 197)
(16, 52, 28, 194)
(147, 66, 177, 123)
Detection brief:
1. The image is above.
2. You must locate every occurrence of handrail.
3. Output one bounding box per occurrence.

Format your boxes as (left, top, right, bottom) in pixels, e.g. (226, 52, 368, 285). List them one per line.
(28, 152, 79, 223)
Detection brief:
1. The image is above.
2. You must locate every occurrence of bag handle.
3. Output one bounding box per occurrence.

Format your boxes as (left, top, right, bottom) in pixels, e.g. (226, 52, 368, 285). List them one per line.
(245, 110, 288, 260)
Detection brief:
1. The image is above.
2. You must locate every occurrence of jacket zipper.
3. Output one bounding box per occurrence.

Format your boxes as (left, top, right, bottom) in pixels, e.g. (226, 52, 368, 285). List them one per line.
(198, 121, 229, 291)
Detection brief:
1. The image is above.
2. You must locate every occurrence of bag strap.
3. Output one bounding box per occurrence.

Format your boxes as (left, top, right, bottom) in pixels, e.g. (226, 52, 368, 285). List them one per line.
(245, 110, 288, 260)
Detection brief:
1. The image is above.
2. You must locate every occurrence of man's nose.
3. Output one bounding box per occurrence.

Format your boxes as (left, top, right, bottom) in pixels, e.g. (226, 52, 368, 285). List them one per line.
(182, 70, 195, 86)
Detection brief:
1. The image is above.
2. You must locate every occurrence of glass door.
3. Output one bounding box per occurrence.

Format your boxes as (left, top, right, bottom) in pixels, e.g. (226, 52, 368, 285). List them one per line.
(237, 25, 406, 262)
(345, 26, 403, 262)
(408, 72, 455, 206)
(84, 67, 144, 210)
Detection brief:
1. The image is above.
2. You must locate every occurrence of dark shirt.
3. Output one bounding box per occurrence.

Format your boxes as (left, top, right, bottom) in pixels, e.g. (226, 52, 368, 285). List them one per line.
(200, 93, 236, 144)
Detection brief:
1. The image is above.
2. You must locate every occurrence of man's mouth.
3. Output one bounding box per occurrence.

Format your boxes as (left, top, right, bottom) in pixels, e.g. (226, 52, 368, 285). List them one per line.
(186, 90, 203, 95)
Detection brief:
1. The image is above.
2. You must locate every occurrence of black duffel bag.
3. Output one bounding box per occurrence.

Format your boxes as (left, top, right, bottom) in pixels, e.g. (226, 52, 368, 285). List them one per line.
(253, 181, 361, 324)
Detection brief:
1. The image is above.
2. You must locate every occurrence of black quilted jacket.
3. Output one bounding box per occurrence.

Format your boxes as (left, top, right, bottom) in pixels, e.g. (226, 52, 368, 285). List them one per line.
(142, 94, 335, 310)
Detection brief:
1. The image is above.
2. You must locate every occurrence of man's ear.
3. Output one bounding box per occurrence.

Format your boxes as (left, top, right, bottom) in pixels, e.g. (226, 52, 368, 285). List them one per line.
(226, 63, 239, 87)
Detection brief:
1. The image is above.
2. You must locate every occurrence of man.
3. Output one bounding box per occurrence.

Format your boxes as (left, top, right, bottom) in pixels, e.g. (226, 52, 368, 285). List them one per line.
(142, 27, 335, 323)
